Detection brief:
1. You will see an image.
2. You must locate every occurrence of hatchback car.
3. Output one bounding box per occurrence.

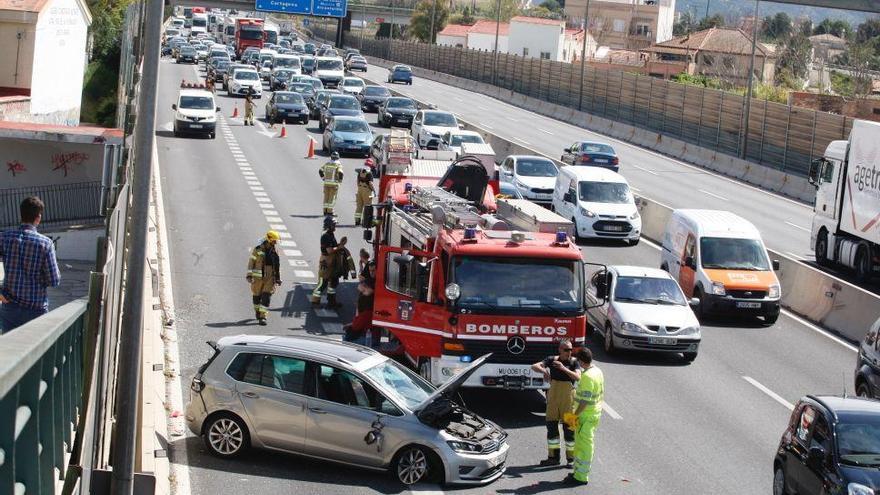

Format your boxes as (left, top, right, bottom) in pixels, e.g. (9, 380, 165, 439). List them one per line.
(774, 395, 880, 495)
(499, 155, 558, 205)
(319, 94, 363, 130)
(341, 76, 366, 95)
(412, 110, 460, 147)
(438, 130, 485, 155)
(358, 85, 391, 112)
(561, 141, 620, 172)
(265, 91, 309, 124)
(854, 317, 880, 399)
(586, 266, 700, 361)
(347, 55, 368, 72)
(185, 335, 508, 485)
(176, 45, 197, 64)
(378, 97, 418, 128)
(227, 68, 262, 98)
(323, 116, 373, 156)
(388, 64, 413, 84)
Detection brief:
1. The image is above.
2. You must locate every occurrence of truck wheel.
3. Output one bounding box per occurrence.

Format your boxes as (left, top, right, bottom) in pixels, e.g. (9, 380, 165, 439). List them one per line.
(815, 230, 829, 266)
(855, 245, 872, 282)
(694, 288, 708, 322)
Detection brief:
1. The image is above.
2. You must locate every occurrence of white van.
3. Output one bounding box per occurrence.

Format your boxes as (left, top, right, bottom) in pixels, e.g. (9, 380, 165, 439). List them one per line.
(660, 209, 781, 324)
(552, 166, 641, 244)
(272, 54, 301, 75)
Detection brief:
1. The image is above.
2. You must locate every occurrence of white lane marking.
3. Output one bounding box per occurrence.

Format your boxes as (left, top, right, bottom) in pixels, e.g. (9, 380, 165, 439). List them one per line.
(283, 249, 303, 257)
(453, 96, 463, 102)
(294, 269, 314, 278)
(289, 259, 309, 267)
(481, 123, 494, 130)
(641, 237, 662, 251)
(250, 186, 265, 191)
(408, 486, 444, 495)
(477, 105, 489, 110)
(603, 401, 622, 420)
(742, 376, 794, 411)
(514, 137, 531, 145)
(258, 203, 273, 208)
(630, 186, 641, 193)
(265, 210, 279, 216)
(240, 166, 253, 171)
(785, 221, 810, 233)
(270, 224, 287, 231)
(280, 240, 297, 247)
(539, 128, 553, 135)
(785, 251, 806, 261)
(279, 232, 292, 239)
(265, 216, 283, 222)
(252, 191, 267, 197)
(699, 189, 728, 201)
(633, 165, 659, 176)
(256, 197, 271, 203)
(780, 308, 858, 352)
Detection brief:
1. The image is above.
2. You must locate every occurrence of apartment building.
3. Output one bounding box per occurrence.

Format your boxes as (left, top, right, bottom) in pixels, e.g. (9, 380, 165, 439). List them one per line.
(563, 0, 675, 50)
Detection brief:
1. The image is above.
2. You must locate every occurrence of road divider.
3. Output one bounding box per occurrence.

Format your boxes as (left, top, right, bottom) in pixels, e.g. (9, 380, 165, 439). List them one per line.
(359, 69, 880, 345)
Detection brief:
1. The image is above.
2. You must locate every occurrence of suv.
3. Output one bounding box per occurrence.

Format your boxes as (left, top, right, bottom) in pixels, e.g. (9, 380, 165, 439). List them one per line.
(854, 317, 880, 398)
(172, 88, 219, 138)
(774, 395, 880, 495)
(185, 335, 508, 486)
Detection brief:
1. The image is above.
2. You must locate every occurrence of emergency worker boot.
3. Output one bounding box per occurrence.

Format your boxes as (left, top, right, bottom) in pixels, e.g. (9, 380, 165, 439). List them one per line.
(539, 452, 561, 467)
(326, 293, 342, 309)
(258, 317, 267, 326)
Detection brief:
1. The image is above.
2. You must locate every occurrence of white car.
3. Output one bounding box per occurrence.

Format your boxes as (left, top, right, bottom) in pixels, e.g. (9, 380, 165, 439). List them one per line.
(340, 76, 365, 95)
(499, 155, 558, 205)
(172, 88, 219, 138)
(586, 266, 701, 362)
(412, 110, 460, 148)
(551, 165, 641, 244)
(227, 68, 262, 98)
(438, 130, 484, 155)
(315, 56, 345, 88)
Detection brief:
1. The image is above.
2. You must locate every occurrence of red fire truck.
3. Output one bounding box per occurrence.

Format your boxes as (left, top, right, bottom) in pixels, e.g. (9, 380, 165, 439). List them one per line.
(234, 18, 264, 58)
(363, 156, 603, 389)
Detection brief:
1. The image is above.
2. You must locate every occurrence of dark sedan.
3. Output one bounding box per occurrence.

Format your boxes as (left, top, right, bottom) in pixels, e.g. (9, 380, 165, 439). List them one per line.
(561, 141, 620, 172)
(358, 85, 391, 113)
(309, 89, 338, 120)
(377, 96, 417, 128)
(269, 69, 298, 91)
(346, 55, 368, 72)
(176, 46, 197, 64)
(319, 94, 363, 131)
(387, 64, 412, 84)
(265, 92, 309, 124)
(288, 82, 316, 101)
(207, 59, 230, 83)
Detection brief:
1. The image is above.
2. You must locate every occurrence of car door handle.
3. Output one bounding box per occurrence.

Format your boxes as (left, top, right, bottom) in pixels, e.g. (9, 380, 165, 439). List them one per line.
(241, 391, 259, 398)
(309, 407, 327, 414)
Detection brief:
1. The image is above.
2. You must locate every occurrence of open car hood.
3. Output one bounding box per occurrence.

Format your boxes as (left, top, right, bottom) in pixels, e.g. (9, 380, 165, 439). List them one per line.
(414, 353, 490, 414)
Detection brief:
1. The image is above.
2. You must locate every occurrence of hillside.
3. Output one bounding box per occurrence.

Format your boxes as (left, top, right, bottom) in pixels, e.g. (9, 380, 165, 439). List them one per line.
(677, 0, 874, 26)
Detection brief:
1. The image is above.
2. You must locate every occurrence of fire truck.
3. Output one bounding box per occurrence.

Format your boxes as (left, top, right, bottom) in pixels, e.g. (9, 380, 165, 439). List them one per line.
(363, 156, 602, 389)
(234, 18, 264, 58)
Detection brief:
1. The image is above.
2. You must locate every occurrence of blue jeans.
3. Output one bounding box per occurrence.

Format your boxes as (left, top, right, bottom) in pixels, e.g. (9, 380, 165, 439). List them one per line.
(0, 302, 47, 334)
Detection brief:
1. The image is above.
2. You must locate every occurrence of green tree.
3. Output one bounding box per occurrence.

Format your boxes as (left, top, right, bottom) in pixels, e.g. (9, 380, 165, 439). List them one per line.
(776, 31, 812, 85)
(80, 0, 135, 126)
(484, 0, 520, 23)
(813, 18, 851, 39)
(409, 0, 450, 43)
(673, 11, 695, 36)
(697, 14, 725, 31)
(540, 0, 562, 12)
(856, 18, 880, 43)
(459, 6, 475, 25)
(760, 12, 791, 41)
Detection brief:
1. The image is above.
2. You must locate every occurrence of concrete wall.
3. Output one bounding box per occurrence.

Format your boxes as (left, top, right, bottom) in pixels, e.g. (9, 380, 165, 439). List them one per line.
(2, 138, 104, 187)
(508, 21, 563, 60)
(0, 20, 36, 91)
(31, 0, 90, 125)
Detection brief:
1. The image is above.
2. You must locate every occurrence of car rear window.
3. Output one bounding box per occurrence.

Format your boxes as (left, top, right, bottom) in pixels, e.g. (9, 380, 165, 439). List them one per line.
(364, 86, 390, 96)
(581, 143, 615, 154)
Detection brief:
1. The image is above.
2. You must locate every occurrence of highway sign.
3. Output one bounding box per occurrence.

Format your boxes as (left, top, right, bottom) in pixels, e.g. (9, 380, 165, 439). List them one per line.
(254, 0, 346, 17)
(312, 0, 347, 17)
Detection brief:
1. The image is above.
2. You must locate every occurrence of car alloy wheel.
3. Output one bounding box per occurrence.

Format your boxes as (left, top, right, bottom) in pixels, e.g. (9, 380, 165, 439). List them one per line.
(396, 446, 430, 485)
(858, 382, 873, 399)
(772, 466, 786, 495)
(206, 416, 246, 457)
(604, 324, 615, 354)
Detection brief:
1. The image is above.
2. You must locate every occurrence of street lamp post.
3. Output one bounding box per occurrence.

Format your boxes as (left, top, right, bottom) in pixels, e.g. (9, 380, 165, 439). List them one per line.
(740, 0, 760, 159)
(577, 0, 592, 111)
(429, 0, 437, 44)
(492, 0, 501, 85)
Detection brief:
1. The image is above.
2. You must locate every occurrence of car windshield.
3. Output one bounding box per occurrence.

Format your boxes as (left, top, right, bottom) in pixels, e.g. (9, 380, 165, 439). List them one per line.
(179, 96, 214, 110)
(192, 18, 206, 27)
(614, 276, 686, 305)
(215, 61, 229, 69)
(335, 120, 370, 133)
(453, 256, 583, 312)
(700, 237, 770, 271)
(388, 98, 415, 109)
(451, 134, 484, 146)
(308, 79, 323, 90)
(275, 57, 300, 68)
(362, 359, 434, 410)
(581, 142, 615, 154)
(181, 47, 195, 54)
(578, 181, 632, 203)
(424, 113, 456, 126)
(302, 58, 316, 68)
(211, 50, 227, 58)
(260, 55, 273, 64)
(239, 28, 263, 40)
(330, 96, 359, 109)
(235, 71, 259, 80)
(394, 66, 412, 73)
(343, 79, 364, 87)
(275, 93, 303, 104)
(364, 86, 390, 97)
(275, 71, 295, 80)
(318, 59, 343, 70)
(838, 419, 880, 466)
(516, 159, 558, 177)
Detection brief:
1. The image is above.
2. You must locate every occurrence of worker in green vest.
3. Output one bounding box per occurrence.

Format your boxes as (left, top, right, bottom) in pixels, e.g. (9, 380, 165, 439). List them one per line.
(566, 347, 604, 486)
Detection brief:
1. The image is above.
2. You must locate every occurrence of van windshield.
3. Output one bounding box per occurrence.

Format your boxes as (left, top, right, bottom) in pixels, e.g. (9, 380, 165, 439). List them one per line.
(700, 237, 770, 271)
(578, 181, 631, 203)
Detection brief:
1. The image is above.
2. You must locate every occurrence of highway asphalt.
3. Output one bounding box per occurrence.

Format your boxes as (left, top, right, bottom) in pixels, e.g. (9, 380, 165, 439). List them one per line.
(157, 57, 860, 495)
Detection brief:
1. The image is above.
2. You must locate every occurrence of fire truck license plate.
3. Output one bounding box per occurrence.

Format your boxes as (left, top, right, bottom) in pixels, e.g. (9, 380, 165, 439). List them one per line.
(497, 368, 528, 376)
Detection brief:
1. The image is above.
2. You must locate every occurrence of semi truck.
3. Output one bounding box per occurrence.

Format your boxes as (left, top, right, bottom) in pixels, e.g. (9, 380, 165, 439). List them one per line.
(809, 118, 880, 281)
(362, 156, 603, 389)
(234, 18, 264, 57)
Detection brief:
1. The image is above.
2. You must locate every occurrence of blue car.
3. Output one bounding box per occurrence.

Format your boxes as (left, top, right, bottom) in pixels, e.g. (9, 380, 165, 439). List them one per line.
(387, 64, 413, 85)
(322, 116, 373, 157)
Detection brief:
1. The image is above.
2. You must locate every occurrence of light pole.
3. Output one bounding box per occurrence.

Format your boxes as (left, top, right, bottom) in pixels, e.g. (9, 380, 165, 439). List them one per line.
(577, 0, 591, 111)
(492, 0, 501, 85)
(429, 0, 437, 44)
(740, 0, 760, 159)
(361, 0, 366, 49)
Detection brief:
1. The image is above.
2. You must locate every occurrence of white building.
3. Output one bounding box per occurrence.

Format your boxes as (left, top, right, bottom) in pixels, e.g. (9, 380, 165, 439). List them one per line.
(564, 0, 675, 50)
(0, 0, 92, 125)
(466, 19, 508, 52)
(436, 23, 469, 47)
(508, 16, 568, 60)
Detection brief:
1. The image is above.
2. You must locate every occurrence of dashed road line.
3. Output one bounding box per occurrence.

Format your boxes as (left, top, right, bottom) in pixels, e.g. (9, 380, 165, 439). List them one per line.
(283, 249, 302, 257)
(539, 128, 553, 134)
(785, 221, 810, 233)
(294, 269, 314, 278)
(266, 216, 283, 222)
(699, 189, 728, 201)
(278, 232, 292, 239)
(280, 240, 297, 247)
(288, 259, 309, 266)
(603, 401, 623, 420)
(742, 376, 794, 410)
(265, 210, 279, 216)
(270, 223, 287, 231)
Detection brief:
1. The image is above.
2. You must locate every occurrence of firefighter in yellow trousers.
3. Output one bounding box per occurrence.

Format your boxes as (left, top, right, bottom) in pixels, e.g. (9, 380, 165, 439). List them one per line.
(320, 151, 343, 216)
(531, 340, 581, 466)
(247, 231, 282, 326)
(244, 91, 256, 126)
(565, 347, 604, 486)
(354, 163, 374, 226)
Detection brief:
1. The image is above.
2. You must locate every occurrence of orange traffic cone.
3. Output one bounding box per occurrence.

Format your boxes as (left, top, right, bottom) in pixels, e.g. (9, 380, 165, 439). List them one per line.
(305, 136, 316, 158)
(231, 105, 239, 118)
(279, 125, 287, 138)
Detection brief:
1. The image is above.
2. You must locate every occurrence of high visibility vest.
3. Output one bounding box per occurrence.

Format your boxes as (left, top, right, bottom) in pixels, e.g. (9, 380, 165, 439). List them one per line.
(322, 162, 341, 185)
(575, 366, 604, 420)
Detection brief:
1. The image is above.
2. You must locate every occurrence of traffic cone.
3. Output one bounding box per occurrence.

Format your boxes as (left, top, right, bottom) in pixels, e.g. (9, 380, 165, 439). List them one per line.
(279, 125, 287, 138)
(231, 105, 239, 118)
(305, 137, 316, 159)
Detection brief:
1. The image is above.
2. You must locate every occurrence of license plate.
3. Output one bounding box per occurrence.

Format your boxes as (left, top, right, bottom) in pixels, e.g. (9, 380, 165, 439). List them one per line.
(189, 124, 203, 128)
(535, 194, 551, 200)
(604, 225, 624, 232)
(497, 368, 528, 376)
(649, 337, 677, 345)
(736, 301, 762, 308)
(594, 159, 608, 163)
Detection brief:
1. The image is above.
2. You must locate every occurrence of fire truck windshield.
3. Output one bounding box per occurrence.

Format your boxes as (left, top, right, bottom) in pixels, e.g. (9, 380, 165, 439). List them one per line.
(239, 28, 263, 40)
(452, 257, 582, 313)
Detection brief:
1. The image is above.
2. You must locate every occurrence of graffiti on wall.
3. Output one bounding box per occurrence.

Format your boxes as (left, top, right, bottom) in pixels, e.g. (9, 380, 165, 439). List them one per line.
(51, 151, 89, 176)
(7, 160, 26, 176)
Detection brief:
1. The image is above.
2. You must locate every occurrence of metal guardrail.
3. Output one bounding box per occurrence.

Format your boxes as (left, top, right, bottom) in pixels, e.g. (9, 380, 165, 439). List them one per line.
(0, 182, 104, 229)
(0, 300, 89, 495)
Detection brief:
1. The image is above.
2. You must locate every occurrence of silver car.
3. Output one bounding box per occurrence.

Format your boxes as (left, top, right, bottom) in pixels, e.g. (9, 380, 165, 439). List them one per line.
(185, 335, 508, 485)
(586, 266, 701, 361)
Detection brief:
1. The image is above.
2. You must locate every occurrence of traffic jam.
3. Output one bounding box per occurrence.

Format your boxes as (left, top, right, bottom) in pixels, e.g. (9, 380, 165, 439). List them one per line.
(165, 7, 880, 494)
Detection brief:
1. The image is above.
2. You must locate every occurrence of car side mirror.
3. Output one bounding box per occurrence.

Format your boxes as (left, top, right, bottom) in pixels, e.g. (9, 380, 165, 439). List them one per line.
(807, 446, 826, 468)
(171, 103, 177, 110)
(563, 191, 574, 203)
(685, 256, 696, 269)
(808, 158, 823, 186)
(458, 124, 464, 129)
(594, 280, 608, 300)
(363, 229, 373, 241)
(772, 259, 780, 271)
(689, 297, 700, 308)
(363, 205, 374, 229)
(215, 106, 221, 112)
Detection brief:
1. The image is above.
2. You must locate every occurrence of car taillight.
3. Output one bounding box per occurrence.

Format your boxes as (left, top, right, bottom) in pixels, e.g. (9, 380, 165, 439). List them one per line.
(612, 157, 619, 165)
(579, 155, 591, 163)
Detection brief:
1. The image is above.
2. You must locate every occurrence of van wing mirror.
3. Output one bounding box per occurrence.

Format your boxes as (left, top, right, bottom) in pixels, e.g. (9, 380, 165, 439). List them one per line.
(563, 191, 573, 203)
(171, 103, 177, 110)
(685, 256, 696, 269)
(808, 158, 824, 186)
(772, 259, 780, 271)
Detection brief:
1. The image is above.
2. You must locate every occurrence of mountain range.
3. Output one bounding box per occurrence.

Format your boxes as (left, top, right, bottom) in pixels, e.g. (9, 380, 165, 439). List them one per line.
(677, 0, 875, 26)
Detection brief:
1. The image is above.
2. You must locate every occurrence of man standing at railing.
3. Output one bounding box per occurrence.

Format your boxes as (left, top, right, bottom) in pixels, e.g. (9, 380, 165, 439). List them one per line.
(0, 197, 61, 334)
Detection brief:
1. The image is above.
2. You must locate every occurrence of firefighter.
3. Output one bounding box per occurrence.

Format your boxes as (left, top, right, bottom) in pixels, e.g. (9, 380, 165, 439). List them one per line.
(311, 216, 347, 308)
(531, 340, 581, 466)
(244, 91, 256, 126)
(354, 163, 374, 226)
(319, 151, 343, 216)
(566, 347, 605, 486)
(246, 230, 282, 326)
